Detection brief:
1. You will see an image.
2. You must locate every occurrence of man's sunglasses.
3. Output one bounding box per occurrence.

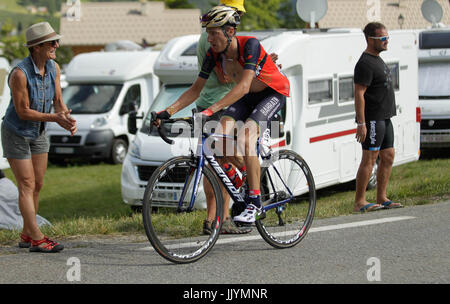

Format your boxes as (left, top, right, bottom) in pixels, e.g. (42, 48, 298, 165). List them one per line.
(369, 36, 389, 41)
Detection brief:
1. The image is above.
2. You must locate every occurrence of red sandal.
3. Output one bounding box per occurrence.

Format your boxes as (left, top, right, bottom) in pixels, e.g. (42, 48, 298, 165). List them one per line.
(29, 236, 64, 253)
(19, 233, 32, 248)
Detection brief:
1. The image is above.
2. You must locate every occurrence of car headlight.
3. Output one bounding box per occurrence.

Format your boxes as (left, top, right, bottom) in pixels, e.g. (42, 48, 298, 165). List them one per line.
(128, 141, 141, 158)
(91, 117, 108, 129)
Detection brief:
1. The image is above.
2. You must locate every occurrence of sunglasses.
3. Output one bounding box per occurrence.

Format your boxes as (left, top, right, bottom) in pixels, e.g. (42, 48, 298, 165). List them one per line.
(369, 36, 389, 42)
(40, 39, 59, 47)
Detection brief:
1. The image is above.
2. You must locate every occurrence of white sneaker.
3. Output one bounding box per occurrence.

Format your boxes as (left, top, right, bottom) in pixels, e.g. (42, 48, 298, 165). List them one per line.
(233, 204, 262, 224)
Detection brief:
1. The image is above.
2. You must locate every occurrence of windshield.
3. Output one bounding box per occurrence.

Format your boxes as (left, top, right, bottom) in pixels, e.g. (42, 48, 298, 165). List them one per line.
(63, 84, 123, 114)
(419, 62, 450, 99)
(141, 84, 196, 135)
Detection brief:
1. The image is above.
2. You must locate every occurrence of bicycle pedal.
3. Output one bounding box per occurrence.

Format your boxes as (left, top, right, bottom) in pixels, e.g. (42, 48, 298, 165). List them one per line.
(256, 211, 266, 220)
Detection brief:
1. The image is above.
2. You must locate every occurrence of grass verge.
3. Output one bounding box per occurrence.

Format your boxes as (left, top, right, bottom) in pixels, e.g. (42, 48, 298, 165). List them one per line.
(0, 152, 449, 245)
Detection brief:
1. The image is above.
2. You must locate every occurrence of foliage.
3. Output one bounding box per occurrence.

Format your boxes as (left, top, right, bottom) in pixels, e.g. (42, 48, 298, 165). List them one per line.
(0, 21, 28, 63)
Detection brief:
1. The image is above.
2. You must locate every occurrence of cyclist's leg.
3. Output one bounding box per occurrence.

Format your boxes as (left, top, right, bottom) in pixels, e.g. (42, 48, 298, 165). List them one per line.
(237, 119, 260, 193)
(234, 89, 286, 223)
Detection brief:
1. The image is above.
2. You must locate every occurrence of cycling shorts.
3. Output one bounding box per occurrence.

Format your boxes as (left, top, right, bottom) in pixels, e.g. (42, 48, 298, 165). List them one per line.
(222, 88, 286, 131)
(362, 119, 394, 151)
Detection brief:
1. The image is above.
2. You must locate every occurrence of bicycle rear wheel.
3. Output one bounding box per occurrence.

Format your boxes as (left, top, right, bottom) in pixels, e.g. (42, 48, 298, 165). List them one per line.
(256, 150, 316, 248)
(142, 156, 223, 264)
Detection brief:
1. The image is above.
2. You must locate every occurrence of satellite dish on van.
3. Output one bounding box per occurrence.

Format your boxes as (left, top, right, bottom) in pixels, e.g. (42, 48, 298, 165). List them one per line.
(421, 0, 443, 27)
(296, 0, 328, 28)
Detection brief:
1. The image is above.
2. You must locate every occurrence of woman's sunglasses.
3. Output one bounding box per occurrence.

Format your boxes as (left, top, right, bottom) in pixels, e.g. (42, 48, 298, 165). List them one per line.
(40, 39, 59, 47)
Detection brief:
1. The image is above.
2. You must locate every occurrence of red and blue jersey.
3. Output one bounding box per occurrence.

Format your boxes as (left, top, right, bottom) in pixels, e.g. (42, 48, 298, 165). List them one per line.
(199, 36, 290, 97)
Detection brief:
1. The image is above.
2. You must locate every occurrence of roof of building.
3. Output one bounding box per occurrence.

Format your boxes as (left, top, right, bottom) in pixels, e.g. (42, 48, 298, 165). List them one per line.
(59, 1, 201, 46)
(319, 0, 450, 30)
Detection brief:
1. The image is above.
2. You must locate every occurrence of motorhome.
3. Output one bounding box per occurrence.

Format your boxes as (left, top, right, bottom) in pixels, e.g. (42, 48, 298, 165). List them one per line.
(46, 50, 161, 164)
(121, 29, 421, 211)
(417, 28, 450, 149)
(0, 57, 10, 170)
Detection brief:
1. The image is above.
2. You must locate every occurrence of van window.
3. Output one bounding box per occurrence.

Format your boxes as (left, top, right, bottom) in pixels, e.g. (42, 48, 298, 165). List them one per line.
(419, 31, 450, 49)
(182, 42, 198, 56)
(338, 76, 354, 103)
(308, 79, 332, 105)
(419, 62, 450, 98)
(63, 84, 122, 114)
(141, 84, 195, 135)
(387, 63, 399, 91)
(120, 84, 141, 115)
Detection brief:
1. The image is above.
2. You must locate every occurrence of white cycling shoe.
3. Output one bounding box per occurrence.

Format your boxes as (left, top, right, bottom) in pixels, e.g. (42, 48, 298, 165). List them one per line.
(233, 204, 262, 224)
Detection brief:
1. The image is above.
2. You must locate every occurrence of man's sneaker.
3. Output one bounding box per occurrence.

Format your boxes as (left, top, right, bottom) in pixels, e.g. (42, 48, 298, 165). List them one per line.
(221, 217, 252, 234)
(29, 236, 64, 253)
(233, 204, 262, 224)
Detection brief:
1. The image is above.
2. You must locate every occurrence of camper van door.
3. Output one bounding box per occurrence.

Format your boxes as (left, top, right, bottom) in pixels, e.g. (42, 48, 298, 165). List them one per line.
(0, 58, 10, 169)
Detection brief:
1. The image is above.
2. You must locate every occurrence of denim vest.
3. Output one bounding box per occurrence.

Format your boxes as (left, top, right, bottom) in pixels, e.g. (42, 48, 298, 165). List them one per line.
(3, 56, 56, 139)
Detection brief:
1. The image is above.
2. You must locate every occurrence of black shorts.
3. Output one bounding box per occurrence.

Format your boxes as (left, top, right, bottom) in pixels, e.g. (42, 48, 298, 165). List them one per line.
(222, 88, 286, 131)
(362, 119, 394, 151)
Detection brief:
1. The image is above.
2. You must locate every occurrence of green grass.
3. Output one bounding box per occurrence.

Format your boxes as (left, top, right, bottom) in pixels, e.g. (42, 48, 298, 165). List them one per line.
(0, 155, 449, 245)
(0, 0, 29, 14)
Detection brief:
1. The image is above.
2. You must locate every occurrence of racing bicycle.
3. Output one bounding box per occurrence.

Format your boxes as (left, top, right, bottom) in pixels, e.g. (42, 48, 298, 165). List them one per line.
(142, 111, 316, 263)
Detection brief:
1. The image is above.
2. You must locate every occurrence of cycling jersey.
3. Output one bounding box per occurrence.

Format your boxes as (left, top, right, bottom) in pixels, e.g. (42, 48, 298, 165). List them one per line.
(199, 36, 290, 97)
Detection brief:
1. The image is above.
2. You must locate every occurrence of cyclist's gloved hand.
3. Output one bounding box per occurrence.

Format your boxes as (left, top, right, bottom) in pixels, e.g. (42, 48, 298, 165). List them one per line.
(156, 110, 171, 120)
(153, 110, 171, 128)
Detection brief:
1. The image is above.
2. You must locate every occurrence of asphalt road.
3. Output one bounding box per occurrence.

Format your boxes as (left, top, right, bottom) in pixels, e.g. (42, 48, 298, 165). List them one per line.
(1, 201, 449, 285)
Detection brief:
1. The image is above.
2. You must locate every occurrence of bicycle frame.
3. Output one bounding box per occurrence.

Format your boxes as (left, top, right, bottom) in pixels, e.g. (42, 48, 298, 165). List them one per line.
(177, 131, 295, 214)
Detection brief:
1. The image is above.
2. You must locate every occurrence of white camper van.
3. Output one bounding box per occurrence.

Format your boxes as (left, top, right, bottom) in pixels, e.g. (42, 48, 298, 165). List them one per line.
(121, 29, 421, 210)
(417, 28, 450, 149)
(46, 50, 160, 164)
(0, 57, 10, 170)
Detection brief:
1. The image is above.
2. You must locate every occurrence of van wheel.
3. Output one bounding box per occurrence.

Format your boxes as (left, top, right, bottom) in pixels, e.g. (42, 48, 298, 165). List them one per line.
(110, 138, 128, 164)
(367, 159, 378, 190)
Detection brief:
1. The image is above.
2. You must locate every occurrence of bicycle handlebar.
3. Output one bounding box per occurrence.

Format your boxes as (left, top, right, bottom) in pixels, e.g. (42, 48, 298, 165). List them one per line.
(150, 110, 197, 145)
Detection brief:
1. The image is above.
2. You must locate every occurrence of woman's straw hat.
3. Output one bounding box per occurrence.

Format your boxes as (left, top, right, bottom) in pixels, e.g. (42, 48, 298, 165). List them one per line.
(24, 22, 62, 47)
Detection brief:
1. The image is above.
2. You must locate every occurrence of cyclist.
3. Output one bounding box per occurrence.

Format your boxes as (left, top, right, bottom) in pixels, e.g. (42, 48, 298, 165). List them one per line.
(155, 6, 290, 224)
(196, 0, 251, 234)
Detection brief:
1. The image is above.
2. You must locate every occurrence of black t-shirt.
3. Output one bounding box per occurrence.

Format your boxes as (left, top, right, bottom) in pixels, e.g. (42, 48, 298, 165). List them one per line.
(354, 52, 396, 120)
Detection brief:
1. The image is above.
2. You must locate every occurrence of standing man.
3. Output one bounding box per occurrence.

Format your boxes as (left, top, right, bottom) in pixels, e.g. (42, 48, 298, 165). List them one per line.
(196, 0, 251, 235)
(1, 22, 77, 252)
(353, 22, 403, 212)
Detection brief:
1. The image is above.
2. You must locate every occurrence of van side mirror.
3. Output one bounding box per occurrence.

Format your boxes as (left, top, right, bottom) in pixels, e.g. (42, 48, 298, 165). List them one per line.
(120, 102, 137, 116)
(128, 111, 137, 134)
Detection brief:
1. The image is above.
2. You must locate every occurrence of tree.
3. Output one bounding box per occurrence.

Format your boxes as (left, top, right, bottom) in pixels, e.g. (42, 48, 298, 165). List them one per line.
(239, 0, 282, 30)
(235, 0, 306, 31)
(0, 21, 28, 63)
(278, 0, 306, 29)
(165, 0, 195, 8)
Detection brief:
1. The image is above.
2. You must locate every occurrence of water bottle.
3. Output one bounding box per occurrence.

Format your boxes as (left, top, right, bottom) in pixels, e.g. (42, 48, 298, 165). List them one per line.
(223, 163, 243, 189)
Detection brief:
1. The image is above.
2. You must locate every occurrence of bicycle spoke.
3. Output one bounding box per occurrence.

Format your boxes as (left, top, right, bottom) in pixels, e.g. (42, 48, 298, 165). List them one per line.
(142, 156, 223, 263)
(256, 150, 316, 248)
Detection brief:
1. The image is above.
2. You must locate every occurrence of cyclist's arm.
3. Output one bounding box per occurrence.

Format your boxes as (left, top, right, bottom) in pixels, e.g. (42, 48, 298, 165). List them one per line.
(166, 77, 207, 115)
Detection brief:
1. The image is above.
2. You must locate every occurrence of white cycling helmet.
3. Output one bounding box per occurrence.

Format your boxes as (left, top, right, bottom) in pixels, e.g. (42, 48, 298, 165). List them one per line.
(200, 6, 240, 28)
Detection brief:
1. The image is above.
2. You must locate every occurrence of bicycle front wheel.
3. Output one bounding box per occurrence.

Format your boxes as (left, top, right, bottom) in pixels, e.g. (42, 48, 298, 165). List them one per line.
(142, 156, 223, 264)
(256, 150, 316, 249)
